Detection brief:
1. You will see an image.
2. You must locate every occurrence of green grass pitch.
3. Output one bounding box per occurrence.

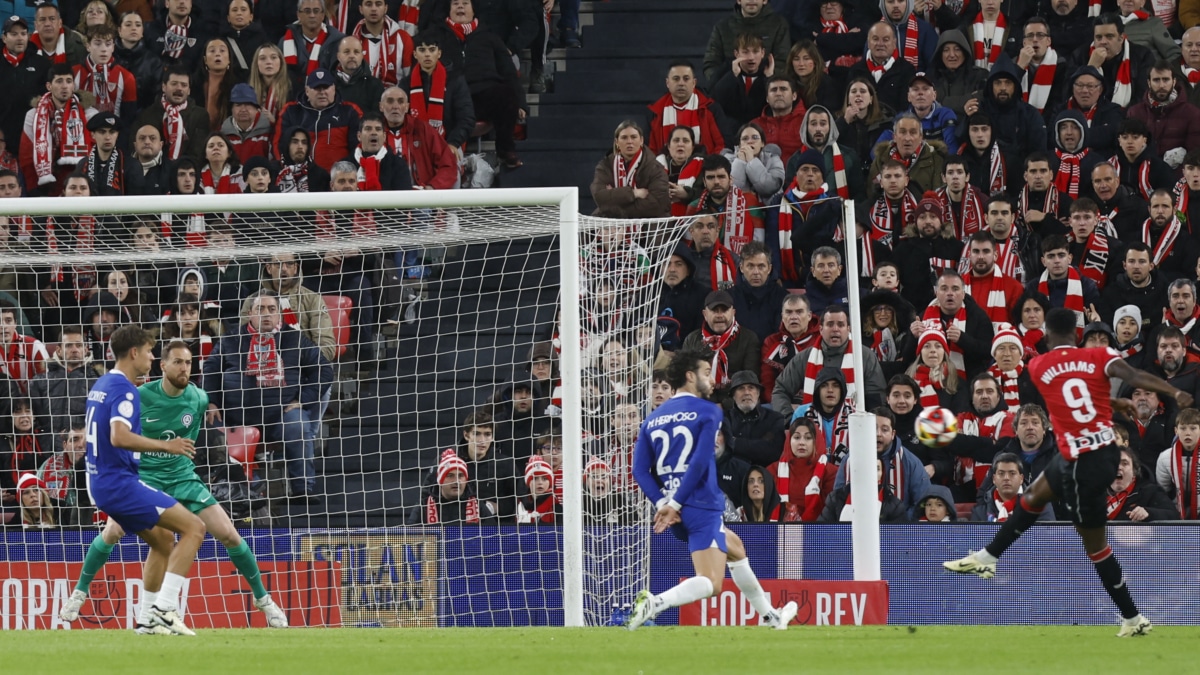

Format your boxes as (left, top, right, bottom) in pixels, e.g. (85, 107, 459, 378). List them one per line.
(3, 626, 1197, 674)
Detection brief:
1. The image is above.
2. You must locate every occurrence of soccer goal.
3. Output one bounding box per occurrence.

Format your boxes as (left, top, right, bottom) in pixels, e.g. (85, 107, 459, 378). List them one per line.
(0, 187, 685, 630)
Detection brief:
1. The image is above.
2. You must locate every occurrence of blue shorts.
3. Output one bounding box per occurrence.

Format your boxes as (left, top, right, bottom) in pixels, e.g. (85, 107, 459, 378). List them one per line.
(669, 506, 728, 554)
(91, 477, 180, 533)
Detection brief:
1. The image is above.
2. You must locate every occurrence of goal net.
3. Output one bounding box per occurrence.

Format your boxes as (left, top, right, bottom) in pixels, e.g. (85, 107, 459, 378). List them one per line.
(0, 189, 686, 630)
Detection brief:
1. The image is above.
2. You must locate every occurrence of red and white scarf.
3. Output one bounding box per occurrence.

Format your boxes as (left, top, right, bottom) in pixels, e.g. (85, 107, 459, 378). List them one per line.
(75, 57, 124, 114)
(987, 363, 1023, 410)
(1, 47, 19, 67)
(765, 322, 820, 371)
(991, 487, 1019, 521)
(866, 54, 896, 83)
(31, 93, 90, 182)
(613, 148, 643, 188)
(661, 93, 702, 145)
(162, 97, 188, 161)
(200, 164, 240, 194)
(1169, 439, 1200, 519)
(889, 140, 925, 171)
(868, 191, 918, 248)
(1092, 39, 1133, 107)
(834, 219, 877, 278)
(659, 154, 704, 216)
(695, 185, 753, 255)
(1022, 49, 1058, 112)
(992, 238, 1023, 282)
(445, 17, 479, 42)
(246, 323, 285, 388)
(774, 446, 828, 523)
(1018, 186, 1060, 229)
(355, 146, 387, 191)
(1038, 266, 1086, 332)
(1144, 216, 1182, 267)
(913, 364, 947, 409)
(519, 494, 558, 524)
(701, 320, 741, 388)
(899, 14, 920, 67)
(1088, 0, 1102, 17)
(1183, 58, 1200, 86)
(1163, 304, 1200, 334)
(408, 61, 447, 133)
(353, 16, 412, 85)
(799, 339, 857, 405)
(697, 241, 737, 290)
(827, 143, 849, 198)
(962, 269, 1015, 326)
(162, 16, 193, 60)
(1107, 154, 1153, 200)
(921, 305, 967, 380)
(283, 24, 329, 75)
(776, 180, 827, 282)
(425, 494, 480, 524)
(29, 29, 66, 64)
(396, 0, 421, 33)
(985, 142, 1006, 193)
(972, 12, 1007, 69)
(1075, 224, 1110, 288)
(1055, 149, 1089, 198)
(936, 185, 985, 239)
(1106, 478, 1136, 520)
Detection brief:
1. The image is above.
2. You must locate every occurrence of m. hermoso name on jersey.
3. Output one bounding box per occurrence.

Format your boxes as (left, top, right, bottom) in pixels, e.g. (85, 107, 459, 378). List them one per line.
(646, 411, 700, 427)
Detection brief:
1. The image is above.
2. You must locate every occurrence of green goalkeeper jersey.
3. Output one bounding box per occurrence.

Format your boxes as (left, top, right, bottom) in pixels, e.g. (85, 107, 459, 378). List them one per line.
(136, 380, 209, 482)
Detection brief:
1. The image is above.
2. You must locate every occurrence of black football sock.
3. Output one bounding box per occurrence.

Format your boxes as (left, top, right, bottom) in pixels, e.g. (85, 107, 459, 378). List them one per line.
(1091, 546, 1139, 620)
(983, 495, 1043, 559)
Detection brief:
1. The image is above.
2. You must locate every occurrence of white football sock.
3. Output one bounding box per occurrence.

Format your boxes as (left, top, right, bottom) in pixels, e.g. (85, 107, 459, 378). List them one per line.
(728, 557, 775, 620)
(138, 590, 157, 625)
(973, 549, 999, 565)
(653, 576, 714, 614)
(156, 573, 185, 612)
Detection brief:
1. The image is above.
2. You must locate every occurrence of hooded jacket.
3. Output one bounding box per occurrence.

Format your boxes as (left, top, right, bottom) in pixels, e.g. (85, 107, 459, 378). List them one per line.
(1049, 67, 1124, 158)
(658, 242, 708, 342)
(702, 3, 792, 85)
(274, 90, 363, 171)
(787, 105, 866, 198)
(1126, 84, 1200, 157)
(932, 30, 989, 115)
(975, 60, 1046, 159)
(274, 126, 332, 193)
(917, 484, 957, 521)
(1051, 109, 1104, 188)
(241, 269, 337, 362)
(880, 0, 937, 71)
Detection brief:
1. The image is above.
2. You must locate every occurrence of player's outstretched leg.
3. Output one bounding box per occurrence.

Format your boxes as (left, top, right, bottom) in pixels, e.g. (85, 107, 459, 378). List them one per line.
(60, 520, 125, 622)
(197, 504, 288, 627)
(725, 531, 796, 630)
(627, 544, 725, 631)
(944, 474, 1055, 578)
(1076, 526, 1151, 637)
(141, 504, 206, 636)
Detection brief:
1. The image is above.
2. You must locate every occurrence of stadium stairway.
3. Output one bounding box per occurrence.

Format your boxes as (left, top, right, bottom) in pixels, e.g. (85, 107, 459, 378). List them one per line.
(502, 0, 730, 214)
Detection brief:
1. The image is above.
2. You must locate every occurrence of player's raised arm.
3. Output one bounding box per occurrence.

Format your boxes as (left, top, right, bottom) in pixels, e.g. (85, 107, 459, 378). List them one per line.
(1106, 358, 1195, 409)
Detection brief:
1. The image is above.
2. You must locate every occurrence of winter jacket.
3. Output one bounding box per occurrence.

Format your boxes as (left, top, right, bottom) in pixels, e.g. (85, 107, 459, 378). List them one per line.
(958, 139, 1020, 196)
(1051, 108, 1106, 187)
(702, 4, 792, 85)
(203, 324, 333, 426)
(893, 233, 962, 311)
(221, 112, 275, 165)
(241, 274, 336, 363)
(804, 276, 849, 316)
(429, 22, 522, 101)
(716, 446, 752, 506)
(820, 484, 910, 522)
(867, 139, 947, 197)
(724, 145, 785, 202)
(764, 192, 842, 282)
(405, 482, 496, 525)
(933, 30, 989, 115)
(970, 484, 1057, 521)
(407, 65, 477, 147)
(771, 340, 888, 417)
(387, 117, 459, 190)
(590, 152, 671, 219)
(1100, 272, 1170, 329)
(278, 22, 345, 81)
(1112, 464, 1179, 521)
(334, 63, 386, 114)
(723, 405, 788, 468)
(917, 484, 958, 521)
(341, 147, 414, 191)
(145, 19, 206, 72)
(729, 276, 790, 344)
(974, 61, 1046, 159)
(1045, 2, 1095, 57)
(647, 90, 727, 155)
(1070, 40, 1155, 108)
(847, 57, 917, 113)
(274, 91, 362, 171)
(27, 357, 96, 436)
(219, 20, 272, 80)
(836, 107, 895, 180)
(114, 38, 164, 110)
(711, 69, 769, 128)
(1091, 187, 1148, 243)
(1120, 13, 1179, 62)
(1110, 146, 1176, 199)
(1025, 273, 1101, 317)
(135, 99, 211, 164)
(680, 324, 762, 399)
(754, 104, 806, 164)
(927, 296, 996, 379)
(455, 445, 520, 519)
(1127, 87, 1200, 156)
(875, 102, 958, 150)
(789, 105, 866, 198)
(0, 49, 49, 161)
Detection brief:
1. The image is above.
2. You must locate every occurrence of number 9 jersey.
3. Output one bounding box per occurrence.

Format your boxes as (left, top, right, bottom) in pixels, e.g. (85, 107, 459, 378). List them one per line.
(631, 393, 726, 512)
(1027, 345, 1121, 461)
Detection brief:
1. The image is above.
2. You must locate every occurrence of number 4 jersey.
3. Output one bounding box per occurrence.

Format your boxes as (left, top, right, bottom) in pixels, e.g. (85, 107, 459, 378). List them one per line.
(1027, 345, 1121, 461)
(632, 392, 726, 512)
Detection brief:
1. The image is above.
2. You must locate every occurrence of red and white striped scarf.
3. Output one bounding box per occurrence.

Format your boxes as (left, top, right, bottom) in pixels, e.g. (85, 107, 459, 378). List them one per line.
(246, 322, 285, 387)
(697, 241, 737, 290)
(660, 154, 703, 216)
(1, 47, 18, 66)
(696, 185, 753, 255)
(899, 15, 920, 67)
(31, 93, 90, 182)
(866, 54, 896, 82)
(1018, 186, 1059, 229)
(1076, 224, 1110, 288)
(162, 96, 188, 161)
(986, 143, 1006, 193)
(160, 212, 206, 247)
(987, 363, 1023, 410)
(993, 237, 1023, 281)
(828, 142, 849, 198)
(75, 57, 124, 114)
(613, 148, 643, 188)
(775, 447, 828, 522)
(283, 24, 329, 75)
(316, 208, 377, 240)
(1038, 266, 1086, 333)
(445, 17, 479, 42)
(1092, 40, 1133, 107)
(661, 93, 702, 144)
(200, 164, 240, 194)
(776, 180, 827, 282)
(913, 364, 946, 408)
(955, 409, 1011, 487)
(765, 322, 820, 368)
(701, 320, 741, 388)
(1144, 216, 1182, 267)
(1183, 58, 1200, 85)
(1018, 324, 1044, 360)
(1163, 304, 1200, 333)
(889, 139, 925, 171)
(353, 16, 412, 85)
(44, 215, 96, 296)
(990, 487, 1019, 521)
(354, 146, 386, 191)
(834, 219, 877, 277)
(921, 304, 967, 380)
(1169, 438, 1200, 519)
(162, 16, 192, 60)
(426, 494, 480, 524)
(408, 61, 446, 132)
(1107, 154, 1153, 200)
(1174, 176, 1192, 223)
(821, 18, 848, 33)
(936, 185, 985, 239)
(1022, 49, 1058, 112)
(971, 12, 1007, 69)
(1107, 477, 1136, 520)
(1054, 148, 1088, 197)
(868, 190, 918, 249)
(962, 269, 1015, 326)
(1088, 0, 1102, 17)
(799, 339, 857, 405)
(29, 29, 65, 64)
(396, 0, 421, 33)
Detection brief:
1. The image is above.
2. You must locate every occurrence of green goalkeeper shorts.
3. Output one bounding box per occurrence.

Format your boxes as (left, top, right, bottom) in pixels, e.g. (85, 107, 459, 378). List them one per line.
(143, 475, 218, 515)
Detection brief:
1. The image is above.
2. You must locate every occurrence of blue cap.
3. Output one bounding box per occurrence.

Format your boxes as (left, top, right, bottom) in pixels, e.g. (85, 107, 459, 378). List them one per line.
(306, 68, 333, 88)
(230, 82, 259, 106)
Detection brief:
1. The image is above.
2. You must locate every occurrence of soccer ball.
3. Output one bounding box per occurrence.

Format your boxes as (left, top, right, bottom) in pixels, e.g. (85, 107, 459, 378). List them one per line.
(915, 407, 958, 448)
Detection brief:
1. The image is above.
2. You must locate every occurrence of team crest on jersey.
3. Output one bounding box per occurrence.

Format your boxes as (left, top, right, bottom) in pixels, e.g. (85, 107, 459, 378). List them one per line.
(182, 413, 194, 428)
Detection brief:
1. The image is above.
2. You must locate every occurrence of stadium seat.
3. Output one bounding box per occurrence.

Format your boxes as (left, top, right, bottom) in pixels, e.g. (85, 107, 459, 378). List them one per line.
(956, 503, 974, 521)
(323, 295, 353, 360)
(226, 426, 261, 482)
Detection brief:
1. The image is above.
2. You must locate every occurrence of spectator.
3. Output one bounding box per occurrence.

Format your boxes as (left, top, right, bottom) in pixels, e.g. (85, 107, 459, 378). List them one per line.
(193, 37, 237, 133)
(1110, 118, 1174, 201)
(990, 323, 1041, 408)
(736, 465, 782, 523)
(657, 242, 707, 346)
(429, 0, 524, 170)
(703, 0, 790, 86)
(103, 268, 151, 327)
(28, 325, 92, 435)
(145, 0, 207, 73)
(867, 114, 945, 198)
(1100, 244, 1168, 332)
(806, 246, 854, 318)
(769, 416, 830, 522)
(348, 111, 413, 191)
(836, 77, 894, 180)
(689, 154, 763, 258)
(914, 269, 995, 381)
(932, 30, 988, 117)
(590, 120, 669, 219)
(200, 223, 258, 326)
(760, 294, 818, 398)
(657, 127, 704, 217)
(275, 67, 362, 171)
(333, 35, 384, 113)
(723, 122, 784, 202)
(821, 458, 910, 522)
(648, 369, 673, 413)
(864, 160, 918, 248)
(1066, 196, 1125, 290)
(906, 328, 968, 413)
(280, 0, 344, 80)
(2, 400, 52, 492)
(0, 17, 50, 161)
(971, 452, 1055, 521)
(275, 126, 331, 192)
(980, 193, 1034, 284)
(80, 113, 135, 196)
(199, 132, 243, 194)
(583, 457, 636, 525)
(711, 32, 773, 128)
(447, 411, 517, 517)
(1028, 234, 1101, 332)
(1072, 13, 1155, 107)
(74, 24, 136, 123)
(249, 43, 291, 119)
(16, 472, 55, 528)
(222, 83, 273, 163)
(589, 403, 639, 490)
(1118, 0, 1179, 60)
(134, 63, 211, 163)
(30, 2, 86, 66)
(753, 76, 806, 166)
(1128, 60, 1200, 163)
(685, 212, 735, 292)
(219, 0, 270, 81)
(407, 31, 473, 149)
(75, 1, 116, 33)
(19, 63, 97, 195)
(1185, 27, 1200, 105)
(81, 291, 119, 371)
(407, 449, 492, 524)
(1050, 110, 1102, 199)
(351, 0, 412, 87)
(728, 241, 787, 342)
(129, 224, 176, 306)
(35, 420, 87, 526)
(1055, 67, 1124, 158)
(862, 289, 917, 381)
(242, 252, 336, 363)
(376, 87, 457, 190)
(786, 40, 840, 113)
(893, 190, 960, 311)
(1016, 152, 1072, 235)
(1144, 192, 1195, 282)
(1045, 0, 1093, 58)
(517, 455, 560, 525)
(1109, 445, 1178, 521)
(848, 23, 918, 113)
(492, 379, 554, 463)
(129, 124, 170, 195)
(772, 303, 888, 416)
(677, 289, 760, 400)
(956, 113, 1016, 196)
(883, 0, 938, 71)
(647, 60, 726, 156)
(949, 372, 1015, 501)
(876, 73, 958, 150)
(1147, 324, 1200, 407)
(113, 10, 163, 110)
(722, 370, 787, 466)
(158, 293, 218, 382)
(204, 291, 333, 503)
(0, 302, 47, 391)
(964, 61, 1046, 162)
(917, 485, 956, 522)
(790, 105, 863, 201)
(768, 151, 841, 285)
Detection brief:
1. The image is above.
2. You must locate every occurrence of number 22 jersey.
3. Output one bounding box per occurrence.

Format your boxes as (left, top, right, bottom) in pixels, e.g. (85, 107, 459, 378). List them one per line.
(1027, 345, 1120, 461)
(632, 393, 725, 512)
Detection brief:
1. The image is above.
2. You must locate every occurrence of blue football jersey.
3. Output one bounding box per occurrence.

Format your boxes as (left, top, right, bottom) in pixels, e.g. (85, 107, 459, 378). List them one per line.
(632, 393, 725, 511)
(84, 370, 143, 483)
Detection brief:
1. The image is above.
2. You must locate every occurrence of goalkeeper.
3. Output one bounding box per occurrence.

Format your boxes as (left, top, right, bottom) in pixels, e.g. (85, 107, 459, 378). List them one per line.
(61, 340, 288, 628)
